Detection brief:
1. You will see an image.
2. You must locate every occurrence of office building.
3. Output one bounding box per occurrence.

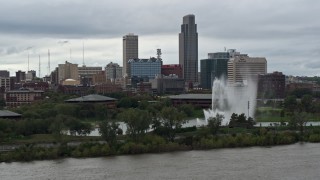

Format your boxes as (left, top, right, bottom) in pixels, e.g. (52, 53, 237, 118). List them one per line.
(123, 33, 138, 77)
(58, 61, 79, 84)
(78, 65, 103, 86)
(0, 70, 9, 78)
(26, 70, 36, 82)
(179, 14, 198, 84)
(105, 62, 123, 82)
(258, 72, 285, 99)
(5, 89, 44, 108)
(92, 71, 107, 85)
(151, 75, 185, 95)
(0, 77, 10, 93)
(16, 70, 26, 83)
(161, 64, 183, 78)
(228, 55, 267, 85)
(128, 57, 162, 79)
(200, 52, 229, 89)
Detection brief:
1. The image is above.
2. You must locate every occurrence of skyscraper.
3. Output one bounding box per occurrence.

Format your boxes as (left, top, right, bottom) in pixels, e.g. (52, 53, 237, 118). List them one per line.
(179, 14, 198, 84)
(200, 52, 229, 89)
(123, 33, 138, 77)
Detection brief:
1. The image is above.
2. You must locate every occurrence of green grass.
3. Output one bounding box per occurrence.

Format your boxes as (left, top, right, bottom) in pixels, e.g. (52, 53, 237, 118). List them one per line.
(257, 107, 282, 112)
(255, 116, 289, 122)
(4, 134, 102, 145)
(256, 113, 320, 122)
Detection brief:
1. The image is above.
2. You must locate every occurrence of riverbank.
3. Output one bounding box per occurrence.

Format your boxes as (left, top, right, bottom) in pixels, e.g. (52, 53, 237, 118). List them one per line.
(2, 127, 320, 163)
(1, 143, 320, 180)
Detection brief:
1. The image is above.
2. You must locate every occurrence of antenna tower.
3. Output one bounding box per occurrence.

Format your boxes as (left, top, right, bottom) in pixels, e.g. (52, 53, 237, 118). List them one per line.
(48, 49, 51, 76)
(82, 41, 85, 66)
(39, 55, 41, 78)
(28, 52, 30, 71)
(157, 49, 162, 60)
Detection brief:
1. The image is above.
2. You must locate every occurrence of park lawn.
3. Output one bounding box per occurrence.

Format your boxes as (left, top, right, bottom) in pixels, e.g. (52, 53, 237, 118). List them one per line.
(257, 107, 282, 112)
(255, 113, 320, 122)
(255, 116, 289, 122)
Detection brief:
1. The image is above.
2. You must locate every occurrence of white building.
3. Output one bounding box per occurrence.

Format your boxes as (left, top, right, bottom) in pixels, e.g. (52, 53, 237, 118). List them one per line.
(228, 55, 267, 85)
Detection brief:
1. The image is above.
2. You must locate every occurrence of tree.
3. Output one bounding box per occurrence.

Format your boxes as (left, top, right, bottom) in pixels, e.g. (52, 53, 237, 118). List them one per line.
(65, 117, 92, 136)
(54, 104, 78, 117)
(301, 94, 313, 113)
(94, 104, 108, 120)
(138, 100, 149, 110)
(118, 108, 152, 140)
(228, 113, 238, 128)
(284, 95, 298, 114)
(228, 113, 255, 128)
(289, 112, 308, 137)
(117, 97, 139, 108)
(158, 107, 186, 142)
(207, 113, 224, 135)
(178, 104, 195, 117)
(49, 118, 67, 142)
(99, 121, 119, 146)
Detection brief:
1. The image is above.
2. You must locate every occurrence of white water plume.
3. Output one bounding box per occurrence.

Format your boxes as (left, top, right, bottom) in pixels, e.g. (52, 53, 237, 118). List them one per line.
(203, 77, 257, 126)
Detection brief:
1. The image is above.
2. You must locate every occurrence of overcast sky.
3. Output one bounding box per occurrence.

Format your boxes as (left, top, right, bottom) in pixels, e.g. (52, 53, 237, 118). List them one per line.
(0, 0, 319, 77)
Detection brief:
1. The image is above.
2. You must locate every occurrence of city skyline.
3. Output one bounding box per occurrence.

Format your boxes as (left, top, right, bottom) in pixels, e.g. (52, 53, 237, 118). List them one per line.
(0, 0, 320, 76)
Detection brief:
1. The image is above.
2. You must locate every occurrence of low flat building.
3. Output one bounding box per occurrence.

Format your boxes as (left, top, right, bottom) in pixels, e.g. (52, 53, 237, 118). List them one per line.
(58, 85, 91, 96)
(94, 83, 122, 94)
(161, 64, 183, 78)
(137, 82, 152, 94)
(151, 75, 185, 95)
(168, 94, 212, 108)
(286, 82, 313, 93)
(258, 72, 285, 99)
(65, 94, 117, 108)
(23, 82, 49, 91)
(0, 110, 22, 119)
(5, 88, 44, 108)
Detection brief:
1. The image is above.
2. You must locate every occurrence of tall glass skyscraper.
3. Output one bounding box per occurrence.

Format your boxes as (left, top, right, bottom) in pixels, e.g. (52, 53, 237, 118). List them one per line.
(123, 33, 138, 77)
(179, 14, 198, 84)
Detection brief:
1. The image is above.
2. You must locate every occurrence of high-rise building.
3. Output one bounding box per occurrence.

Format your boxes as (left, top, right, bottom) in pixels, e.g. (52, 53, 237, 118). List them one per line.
(179, 14, 198, 84)
(105, 62, 123, 81)
(123, 33, 138, 77)
(228, 55, 267, 85)
(0, 77, 10, 93)
(200, 52, 229, 89)
(0, 70, 9, 78)
(15, 70, 26, 83)
(26, 70, 36, 82)
(58, 61, 79, 84)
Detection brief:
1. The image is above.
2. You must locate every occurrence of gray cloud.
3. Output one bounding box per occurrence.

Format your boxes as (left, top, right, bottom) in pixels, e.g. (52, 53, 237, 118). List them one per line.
(0, 0, 320, 76)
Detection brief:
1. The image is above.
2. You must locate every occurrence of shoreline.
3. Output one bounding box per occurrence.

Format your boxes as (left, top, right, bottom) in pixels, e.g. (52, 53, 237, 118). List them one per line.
(1, 130, 320, 163)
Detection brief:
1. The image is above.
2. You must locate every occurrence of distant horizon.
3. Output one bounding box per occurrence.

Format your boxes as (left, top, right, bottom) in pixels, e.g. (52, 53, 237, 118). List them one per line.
(1, 0, 319, 76)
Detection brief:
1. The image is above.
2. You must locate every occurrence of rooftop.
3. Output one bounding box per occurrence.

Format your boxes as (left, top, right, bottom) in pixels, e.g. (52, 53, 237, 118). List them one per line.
(0, 110, 22, 117)
(65, 94, 117, 102)
(168, 94, 212, 100)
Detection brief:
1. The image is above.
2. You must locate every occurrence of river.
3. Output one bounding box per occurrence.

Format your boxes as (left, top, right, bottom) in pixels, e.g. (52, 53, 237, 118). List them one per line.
(1, 143, 320, 180)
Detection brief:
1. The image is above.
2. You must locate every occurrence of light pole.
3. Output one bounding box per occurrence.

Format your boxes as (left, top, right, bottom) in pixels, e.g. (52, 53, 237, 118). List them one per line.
(247, 100, 250, 118)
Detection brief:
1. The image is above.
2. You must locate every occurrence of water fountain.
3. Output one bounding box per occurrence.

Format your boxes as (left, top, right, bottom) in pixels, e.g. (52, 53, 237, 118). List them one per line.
(203, 77, 258, 126)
